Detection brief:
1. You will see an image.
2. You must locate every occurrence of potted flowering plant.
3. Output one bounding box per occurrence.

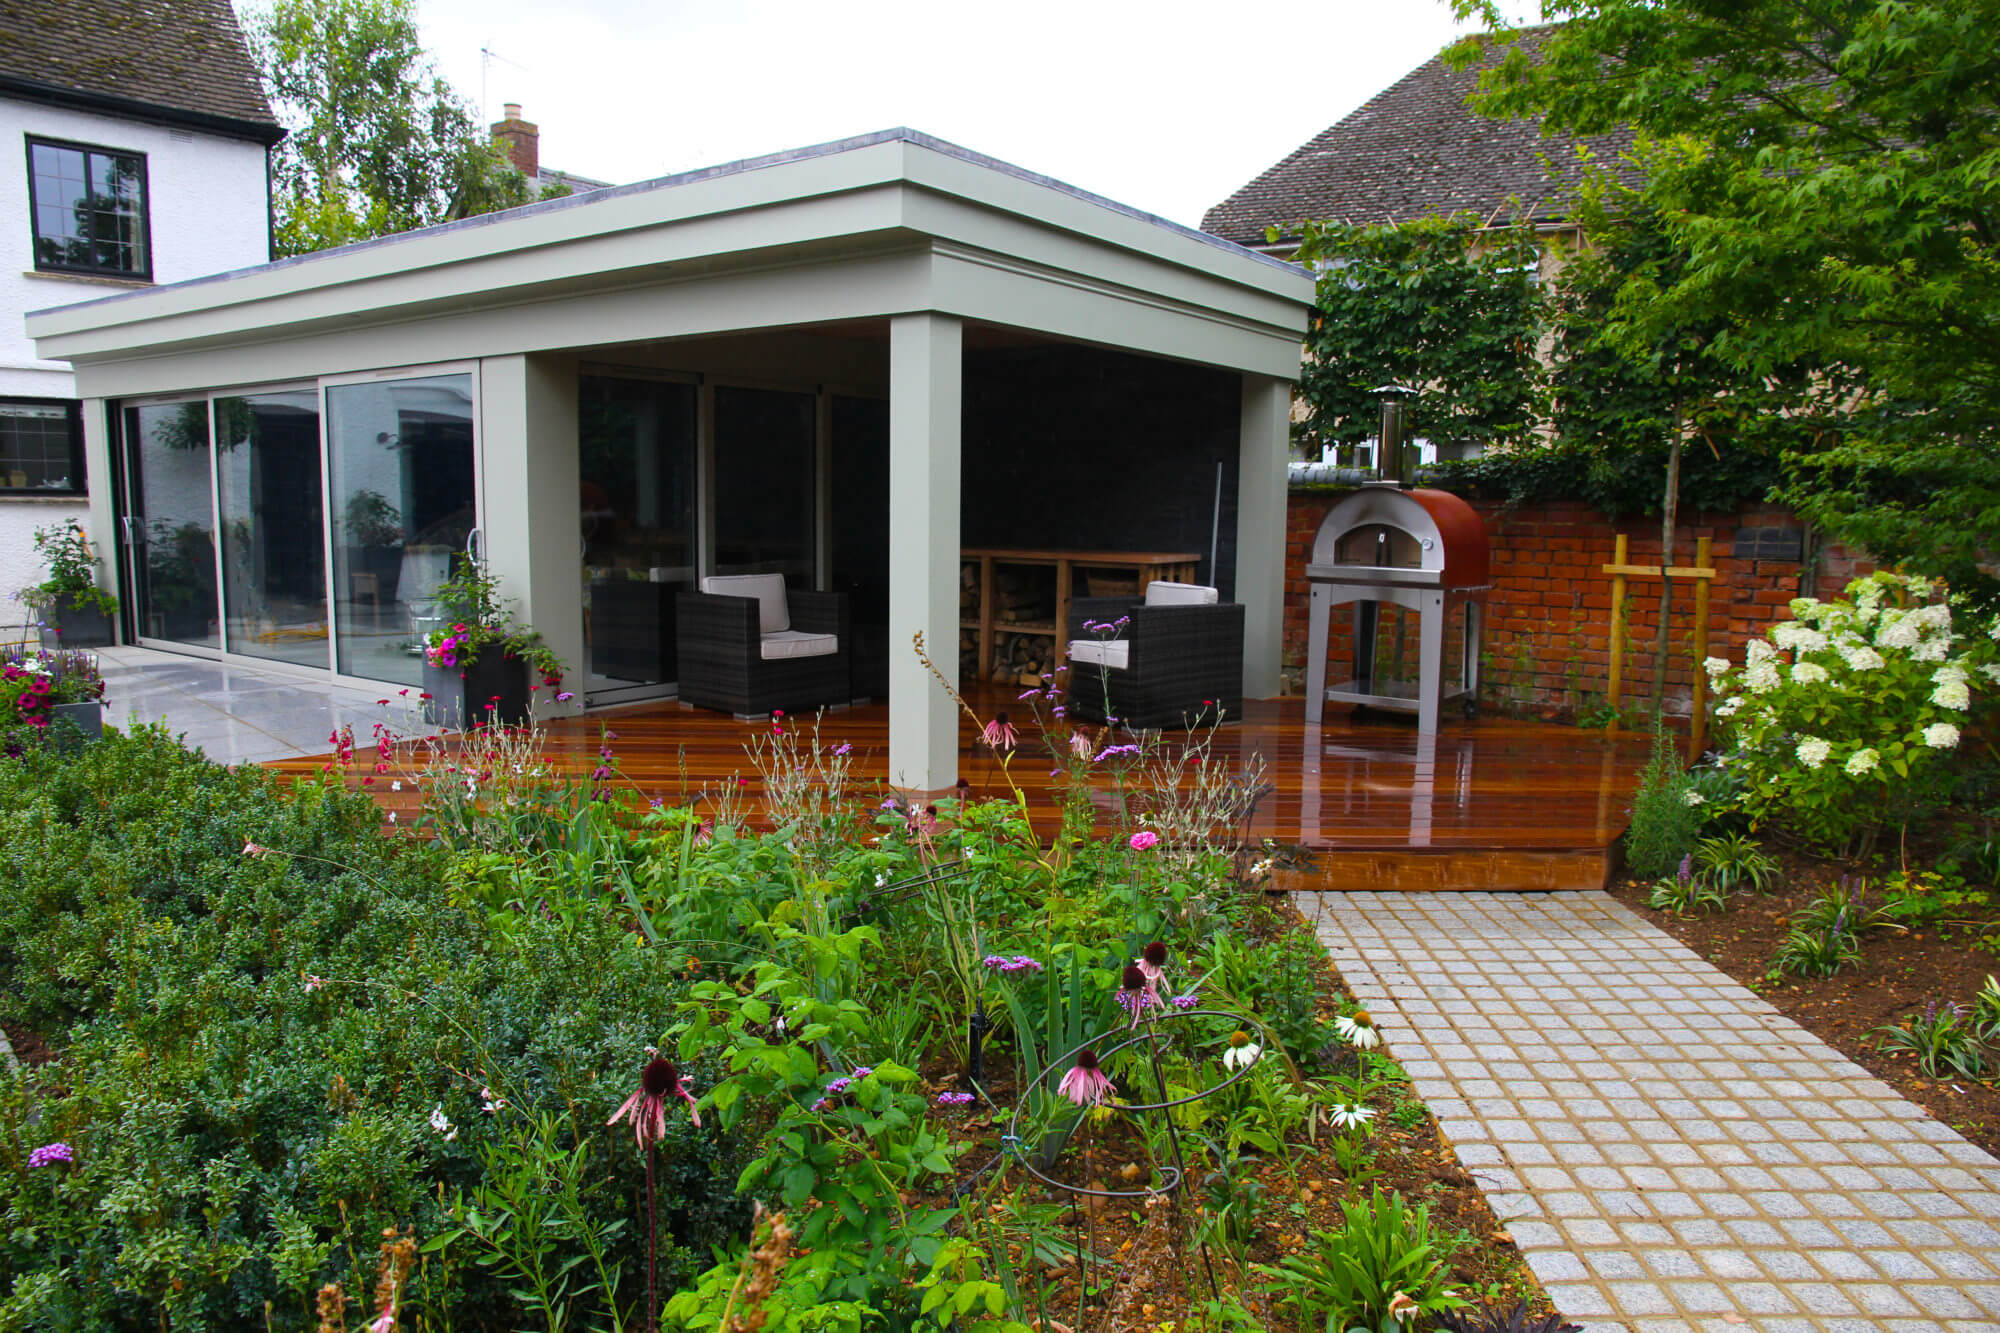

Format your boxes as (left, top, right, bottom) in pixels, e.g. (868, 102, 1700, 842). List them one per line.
(23, 523, 116, 649)
(2, 647, 107, 746)
(421, 557, 566, 728)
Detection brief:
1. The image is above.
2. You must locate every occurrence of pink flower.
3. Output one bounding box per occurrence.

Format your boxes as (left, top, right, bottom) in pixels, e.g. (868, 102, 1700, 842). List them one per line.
(1069, 731, 1093, 759)
(980, 711, 1019, 751)
(1137, 941, 1168, 999)
(369, 1310, 395, 1333)
(608, 1057, 700, 1148)
(303, 974, 325, 992)
(1057, 1049, 1113, 1107)
(243, 841, 268, 857)
(1117, 963, 1156, 1027)
(1129, 831, 1159, 852)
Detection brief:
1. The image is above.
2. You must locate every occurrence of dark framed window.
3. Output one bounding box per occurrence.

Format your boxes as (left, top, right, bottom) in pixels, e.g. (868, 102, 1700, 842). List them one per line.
(0, 398, 86, 494)
(26, 137, 150, 279)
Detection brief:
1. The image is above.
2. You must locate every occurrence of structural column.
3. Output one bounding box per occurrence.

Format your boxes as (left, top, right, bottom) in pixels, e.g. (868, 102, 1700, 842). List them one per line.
(887, 313, 962, 792)
(79, 399, 121, 641)
(1237, 373, 1292, 698)
(478, 353, 584, 687)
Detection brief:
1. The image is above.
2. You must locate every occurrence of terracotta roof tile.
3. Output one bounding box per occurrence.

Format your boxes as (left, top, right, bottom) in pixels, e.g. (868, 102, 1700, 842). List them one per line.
(0, 0, 277, 135)
(1202, 27, 1635, 244)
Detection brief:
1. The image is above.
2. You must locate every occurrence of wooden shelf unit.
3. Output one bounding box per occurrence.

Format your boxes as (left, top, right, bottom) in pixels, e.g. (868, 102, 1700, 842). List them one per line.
(960, 547, 1201, 682)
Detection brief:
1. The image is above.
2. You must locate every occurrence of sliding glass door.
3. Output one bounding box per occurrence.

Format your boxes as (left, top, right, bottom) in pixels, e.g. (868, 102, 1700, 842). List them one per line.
(326, 373, 478, 686)
(580, 374, 697, 700)
(115, 368, 478, 689)
(122, 400, 220, 650)
(215, 390, 327, 668)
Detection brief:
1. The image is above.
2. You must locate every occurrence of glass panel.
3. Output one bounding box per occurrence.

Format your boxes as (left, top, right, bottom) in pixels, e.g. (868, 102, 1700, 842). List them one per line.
(579, 374, 697, 694)
(712, 386, 814, 586)
(326, 374, 476, 685)
(0, 402, 80, 491)
(215, 391, 328, 668)
(124, 401, 219, 648)
(829, 395, 889, 698)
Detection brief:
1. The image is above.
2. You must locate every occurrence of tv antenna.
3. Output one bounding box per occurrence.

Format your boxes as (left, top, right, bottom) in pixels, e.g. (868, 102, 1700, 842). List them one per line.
(479, 44, 528, 123)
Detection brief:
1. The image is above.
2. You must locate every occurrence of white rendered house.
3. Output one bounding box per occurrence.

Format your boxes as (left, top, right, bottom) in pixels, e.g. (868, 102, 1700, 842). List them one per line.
(1, 0, 279, 610)
(26, 128, 1313, 790)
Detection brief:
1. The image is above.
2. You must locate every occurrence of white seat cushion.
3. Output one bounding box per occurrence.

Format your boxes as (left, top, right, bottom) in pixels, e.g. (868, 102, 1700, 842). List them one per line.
(759, 630, 839, 661)
(1144, 580, 1219, 607)
(1067, 638, 1130, 671)
(702, 573, 790, 634)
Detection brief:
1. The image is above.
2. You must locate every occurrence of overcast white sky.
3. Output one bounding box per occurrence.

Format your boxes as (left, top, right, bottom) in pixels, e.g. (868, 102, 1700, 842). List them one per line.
(414, 0, 1538, 230)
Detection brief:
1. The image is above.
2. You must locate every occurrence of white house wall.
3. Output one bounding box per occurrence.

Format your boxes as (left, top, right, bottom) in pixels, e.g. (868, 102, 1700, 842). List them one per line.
(2, 95, 266, 603)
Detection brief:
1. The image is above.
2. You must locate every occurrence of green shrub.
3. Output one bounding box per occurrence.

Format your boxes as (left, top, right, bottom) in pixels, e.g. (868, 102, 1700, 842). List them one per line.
(1624, 728, 1701, 879)
(1257, 1187, 1467, 1331)
(1705, 572, 1998, 855)
(1692, 833, 1782, 895)
(0, 727, 747, 1331)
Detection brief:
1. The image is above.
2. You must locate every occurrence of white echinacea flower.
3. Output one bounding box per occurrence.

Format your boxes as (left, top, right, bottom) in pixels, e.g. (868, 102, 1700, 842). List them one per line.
(1922, 722, 1961, 749)
(1334, 1012, 1381, 1050)
(1795, 737, 1832, 768)
(1221, 1031, 1261, 1070)
(1328, 1103, 1377, 1131)
(1844, 748, 1879, 777)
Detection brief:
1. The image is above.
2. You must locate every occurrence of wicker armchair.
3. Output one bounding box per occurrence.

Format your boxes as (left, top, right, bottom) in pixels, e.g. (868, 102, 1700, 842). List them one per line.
(1065, 584, 1244, 730)
(676, 574, 851, 716)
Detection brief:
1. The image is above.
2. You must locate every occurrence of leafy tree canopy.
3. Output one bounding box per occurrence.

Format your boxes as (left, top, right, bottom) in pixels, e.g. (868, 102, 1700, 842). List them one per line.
(1448, 0, 2000, 606)
(253, 0, 534, 256)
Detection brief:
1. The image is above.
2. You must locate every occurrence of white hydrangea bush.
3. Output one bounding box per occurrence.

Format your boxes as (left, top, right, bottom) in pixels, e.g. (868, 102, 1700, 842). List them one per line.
(1706, 571, 1997, 850)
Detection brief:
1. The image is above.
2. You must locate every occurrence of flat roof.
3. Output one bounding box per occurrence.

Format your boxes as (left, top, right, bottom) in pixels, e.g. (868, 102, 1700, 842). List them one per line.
(32, 127, 1307, 324)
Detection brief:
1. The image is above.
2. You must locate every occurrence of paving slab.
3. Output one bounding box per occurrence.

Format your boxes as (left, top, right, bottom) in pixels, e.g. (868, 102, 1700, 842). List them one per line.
(1299, 890, 2000, 1333)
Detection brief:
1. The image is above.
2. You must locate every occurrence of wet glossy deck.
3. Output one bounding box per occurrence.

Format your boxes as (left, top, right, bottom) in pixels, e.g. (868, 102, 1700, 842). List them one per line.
(264, 693, 1650, 891)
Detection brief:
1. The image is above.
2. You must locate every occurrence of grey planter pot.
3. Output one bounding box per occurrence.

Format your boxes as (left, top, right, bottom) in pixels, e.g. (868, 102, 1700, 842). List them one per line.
(50, 700, 103, 748)
(36, 596, 113, 650)
(423, 653, 532, 730)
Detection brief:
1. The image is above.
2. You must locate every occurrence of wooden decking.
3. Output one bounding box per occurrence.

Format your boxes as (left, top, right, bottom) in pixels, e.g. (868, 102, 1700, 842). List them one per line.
(264, 694, 1652, 892)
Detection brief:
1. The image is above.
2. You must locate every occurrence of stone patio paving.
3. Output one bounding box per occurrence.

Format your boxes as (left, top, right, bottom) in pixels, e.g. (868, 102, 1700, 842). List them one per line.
(94, 646, 434, 766)
(1300, 890, 2000, 1333)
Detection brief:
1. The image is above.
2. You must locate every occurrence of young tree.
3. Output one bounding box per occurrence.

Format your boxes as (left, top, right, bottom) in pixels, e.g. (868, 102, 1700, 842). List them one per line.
(1450, 0, 2000, 607)
(1285, 214, 1545, 462)
(253, 0, 534, 256)
(1545, 187, 1821, 706)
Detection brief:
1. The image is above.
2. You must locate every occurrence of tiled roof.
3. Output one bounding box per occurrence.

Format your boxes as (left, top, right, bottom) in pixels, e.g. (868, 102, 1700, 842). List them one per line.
(1202, 26, 1636, 245)
(0, 0, 279, 139)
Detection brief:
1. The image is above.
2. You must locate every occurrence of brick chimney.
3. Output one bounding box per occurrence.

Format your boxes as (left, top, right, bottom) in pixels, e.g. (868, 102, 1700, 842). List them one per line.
(490, 102, 538, 179)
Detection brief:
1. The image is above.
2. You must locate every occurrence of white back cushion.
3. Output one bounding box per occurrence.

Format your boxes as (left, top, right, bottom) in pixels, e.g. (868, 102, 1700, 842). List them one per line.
(701, 573, 790, 634)
(1144, 581, 1219, 607)
(1067, 639, 1130, 670)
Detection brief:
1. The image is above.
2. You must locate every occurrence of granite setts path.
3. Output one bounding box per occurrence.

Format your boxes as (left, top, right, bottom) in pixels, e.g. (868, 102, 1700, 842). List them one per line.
(1300, 890, 2000, 1333)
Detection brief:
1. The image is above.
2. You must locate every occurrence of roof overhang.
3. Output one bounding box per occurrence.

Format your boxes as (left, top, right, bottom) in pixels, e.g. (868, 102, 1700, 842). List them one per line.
(29, 128, 1315, 398)
(0, 74, 285, 146)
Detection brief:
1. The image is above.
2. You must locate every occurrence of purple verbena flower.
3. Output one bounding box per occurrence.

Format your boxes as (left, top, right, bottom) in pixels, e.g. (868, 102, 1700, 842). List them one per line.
(825, 1076, 852, 1095)
(934, 1090, 975, 1107)
(27, 1142, 73, 1169)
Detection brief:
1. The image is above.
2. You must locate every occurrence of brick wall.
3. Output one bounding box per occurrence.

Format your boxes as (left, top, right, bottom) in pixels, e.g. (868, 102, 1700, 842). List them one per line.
(1282, 490, 1874, 715)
